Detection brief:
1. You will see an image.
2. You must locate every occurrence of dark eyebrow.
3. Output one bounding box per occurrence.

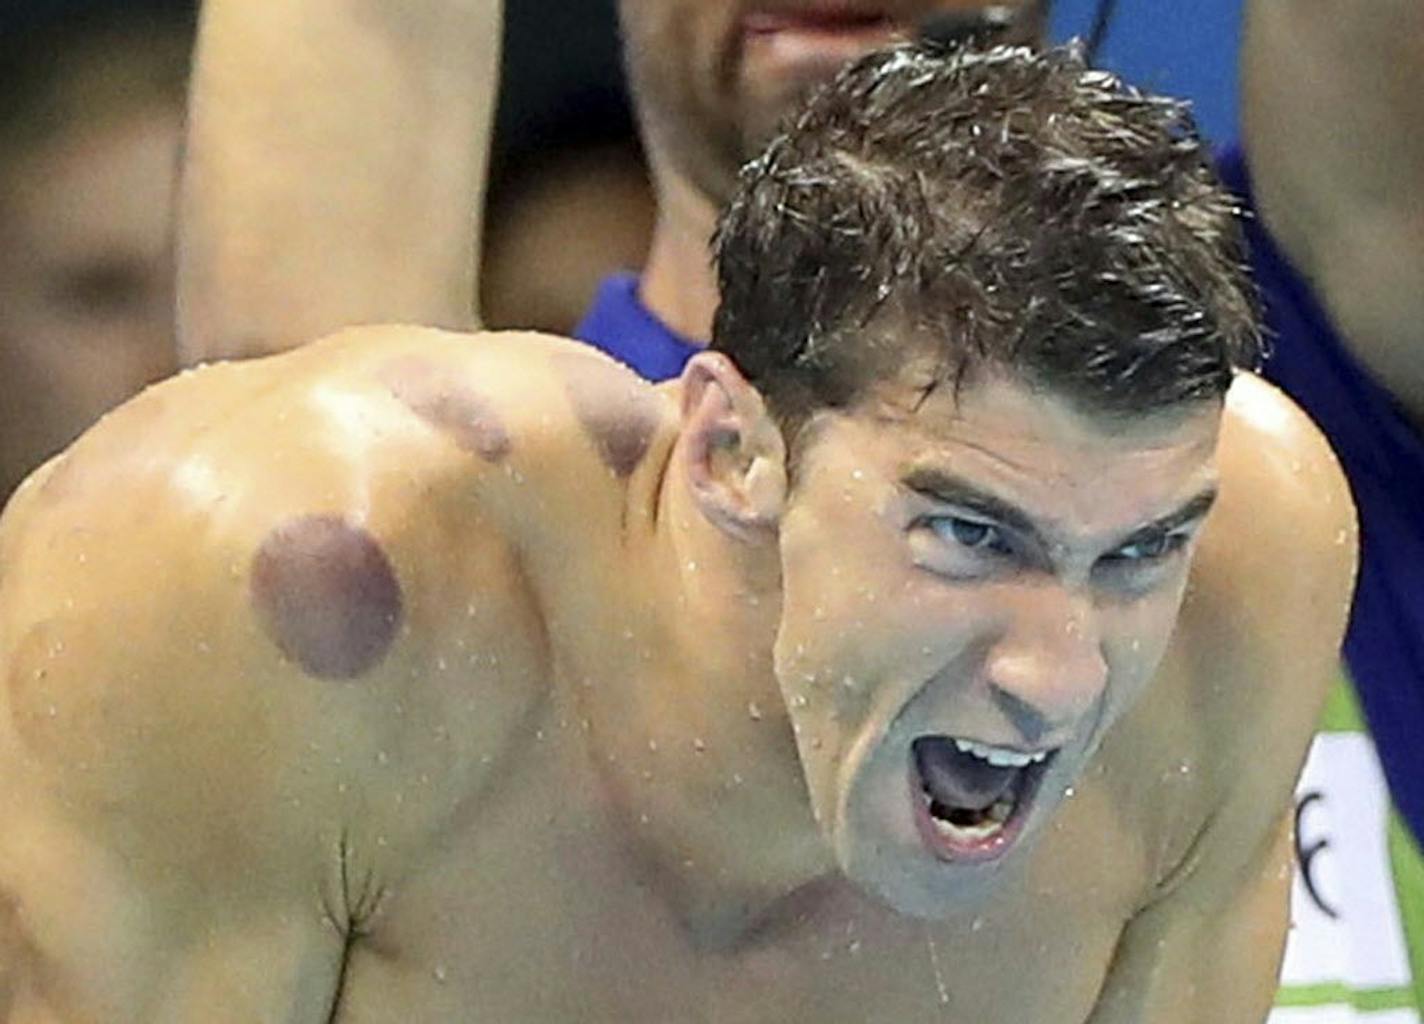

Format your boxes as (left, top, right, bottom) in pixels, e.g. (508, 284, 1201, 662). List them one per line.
(901, 466, 1046, 544)
(1117, 489, 1219, 545)
(900, 465, 1219, 550)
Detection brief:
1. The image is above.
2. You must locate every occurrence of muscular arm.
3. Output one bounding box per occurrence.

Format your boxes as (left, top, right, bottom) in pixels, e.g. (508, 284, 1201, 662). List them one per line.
(1086, 376, 1359, 1023)
(177, 0, 502, 362)
(1240, 0, 1424, 420)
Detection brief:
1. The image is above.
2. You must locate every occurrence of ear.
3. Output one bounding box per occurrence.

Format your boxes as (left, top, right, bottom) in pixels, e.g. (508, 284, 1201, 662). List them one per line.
(679, 352, 788, 542)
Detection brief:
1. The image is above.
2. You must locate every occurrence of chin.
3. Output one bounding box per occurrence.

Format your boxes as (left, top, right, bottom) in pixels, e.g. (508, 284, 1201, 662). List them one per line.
(821, 717, 1060, 920)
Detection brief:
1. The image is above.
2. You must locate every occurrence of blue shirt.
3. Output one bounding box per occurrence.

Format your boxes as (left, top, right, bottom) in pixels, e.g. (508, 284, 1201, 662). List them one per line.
(573, 159, 1424, 845)
(575, 273, 702, 381)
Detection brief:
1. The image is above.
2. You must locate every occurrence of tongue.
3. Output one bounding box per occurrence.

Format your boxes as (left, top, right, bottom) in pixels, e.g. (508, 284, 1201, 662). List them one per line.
(913, 737, 1021, 811)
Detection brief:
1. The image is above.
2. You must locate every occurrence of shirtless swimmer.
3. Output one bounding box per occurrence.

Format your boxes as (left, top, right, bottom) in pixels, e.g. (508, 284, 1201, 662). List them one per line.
(0, 34, 1355, 1024)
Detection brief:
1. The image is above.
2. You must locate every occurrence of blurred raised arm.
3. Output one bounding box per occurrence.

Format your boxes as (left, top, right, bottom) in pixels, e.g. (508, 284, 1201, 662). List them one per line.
(1240, 0, 1424, 419)
(177, 0, 502, 362)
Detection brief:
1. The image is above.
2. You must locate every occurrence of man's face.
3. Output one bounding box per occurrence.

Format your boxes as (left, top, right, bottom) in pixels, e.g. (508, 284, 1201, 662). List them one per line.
(772, 362, 1221, 917)
(0, 103, 180, 498)
(618, 0, 1047, 202)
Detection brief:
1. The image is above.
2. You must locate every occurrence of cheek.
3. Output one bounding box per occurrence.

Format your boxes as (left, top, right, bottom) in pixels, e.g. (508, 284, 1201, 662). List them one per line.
(1103, 593, 1184, 691)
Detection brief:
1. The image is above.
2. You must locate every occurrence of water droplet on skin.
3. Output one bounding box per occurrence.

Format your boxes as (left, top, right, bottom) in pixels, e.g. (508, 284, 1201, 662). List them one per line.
(535, 730, 544, 742)
(692, 738, 706, 754)
(791, 694, 810, 709)
(971, 917, 984, 933)
(436, 656, 448, 672)
(842, 676, 858, 691)
(376, 751, 389, 766)
(810, 737, 823, 751)
(1335, 529, 1349, 545)
(686, 560, 698, 572)
(1064, 786, 1076, 798)
(647, 739, 659, 753)
(731, 773, 744, 786)
(851, 469, 865, 481)
(1178, 762, 1191, 775)
(433, 965, 448, 984)
(747, 701, 764, 721)
(926, 930, 951, 1005)
(639, 813, 650, 825)
(849, 939, 862, 954)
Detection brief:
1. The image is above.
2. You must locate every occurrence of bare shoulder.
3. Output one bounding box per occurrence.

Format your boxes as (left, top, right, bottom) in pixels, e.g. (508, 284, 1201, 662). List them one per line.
(1150, 372, 1356, 881)
(1185, 371, 1355, 736)
(0, 325, 604, 907)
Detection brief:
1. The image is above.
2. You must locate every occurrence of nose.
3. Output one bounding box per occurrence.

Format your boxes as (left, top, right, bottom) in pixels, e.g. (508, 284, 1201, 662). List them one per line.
(982, 584, 1107, 746)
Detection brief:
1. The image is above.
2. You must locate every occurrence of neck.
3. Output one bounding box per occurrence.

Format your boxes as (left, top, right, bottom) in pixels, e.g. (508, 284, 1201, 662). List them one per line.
(639, 166, 722, 345)
(594, 403, 832, 946)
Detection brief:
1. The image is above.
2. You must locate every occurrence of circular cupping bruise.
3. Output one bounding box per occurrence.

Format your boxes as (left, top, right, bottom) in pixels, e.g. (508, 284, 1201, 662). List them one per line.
(251, 515, 404, 680)
(557, 353, 660, 478)
(383, 356, 513, 463)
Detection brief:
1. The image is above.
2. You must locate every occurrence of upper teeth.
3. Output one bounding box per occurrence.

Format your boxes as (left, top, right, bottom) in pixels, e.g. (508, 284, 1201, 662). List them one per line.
(953, 738, 1049, 768)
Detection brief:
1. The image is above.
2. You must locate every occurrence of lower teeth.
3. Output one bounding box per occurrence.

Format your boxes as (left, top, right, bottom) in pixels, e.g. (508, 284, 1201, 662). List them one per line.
(925, 794, 1014, 839)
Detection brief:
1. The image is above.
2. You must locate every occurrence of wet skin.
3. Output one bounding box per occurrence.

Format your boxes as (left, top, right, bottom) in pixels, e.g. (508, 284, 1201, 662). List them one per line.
(0, 327, 1353, 1021)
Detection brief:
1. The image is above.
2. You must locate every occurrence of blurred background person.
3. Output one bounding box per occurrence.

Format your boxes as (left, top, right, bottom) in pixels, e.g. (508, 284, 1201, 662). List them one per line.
(0, 0, 195, 501)
(480, 0, 655, 333)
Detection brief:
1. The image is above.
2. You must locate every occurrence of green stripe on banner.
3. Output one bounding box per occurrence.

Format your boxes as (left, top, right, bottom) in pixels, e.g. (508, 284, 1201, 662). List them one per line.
(1390, 813, 1424, 1012)
(1275, 983, 1417, 1011)
(1317, 668, 1366, 733)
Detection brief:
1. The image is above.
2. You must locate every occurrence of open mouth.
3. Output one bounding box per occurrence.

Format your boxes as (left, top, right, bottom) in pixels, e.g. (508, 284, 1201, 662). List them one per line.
(909, 735, 1056, 863)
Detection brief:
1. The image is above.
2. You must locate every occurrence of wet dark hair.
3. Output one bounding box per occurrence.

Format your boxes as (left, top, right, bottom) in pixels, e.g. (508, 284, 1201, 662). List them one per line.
(711, 43, 1261, 439)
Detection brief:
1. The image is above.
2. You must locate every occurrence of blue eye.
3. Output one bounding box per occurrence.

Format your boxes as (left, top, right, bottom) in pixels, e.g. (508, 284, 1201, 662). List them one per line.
(1109, 530, 1188, 563)
(934, 516, 1009, 554)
